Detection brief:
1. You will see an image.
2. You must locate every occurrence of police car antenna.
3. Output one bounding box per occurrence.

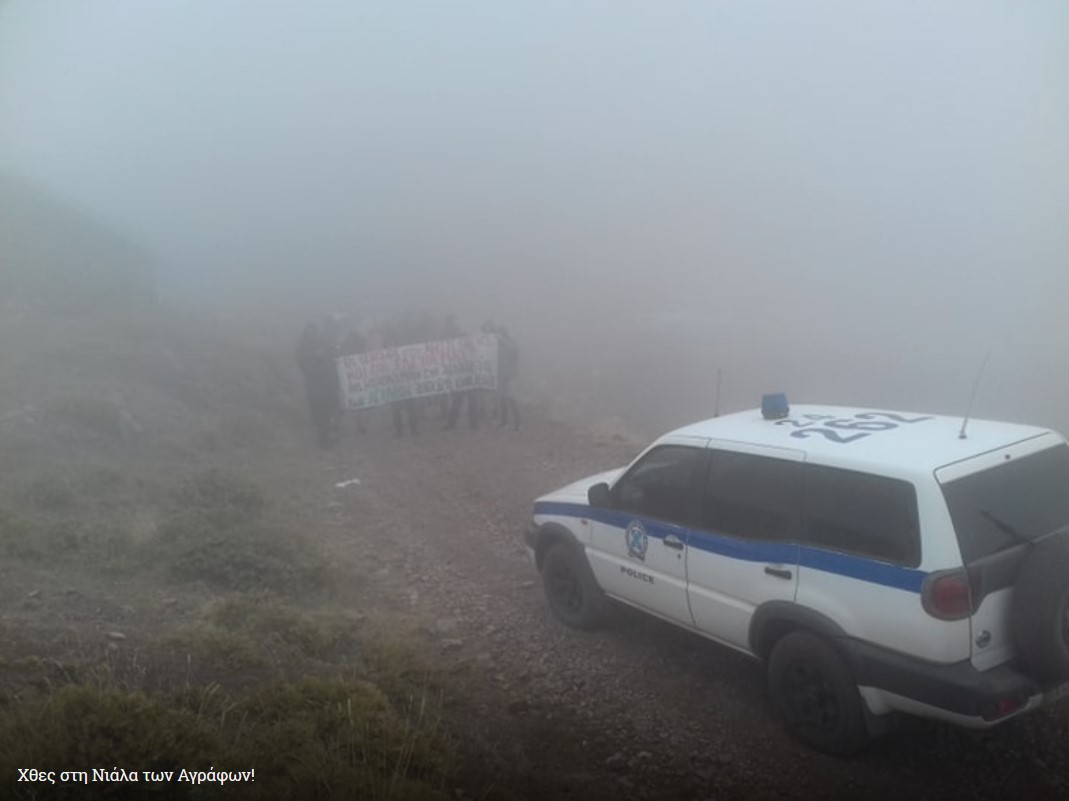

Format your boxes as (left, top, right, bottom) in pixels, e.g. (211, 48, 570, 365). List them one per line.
(714, 368, 722, 417)
(959, 352, 990, 440)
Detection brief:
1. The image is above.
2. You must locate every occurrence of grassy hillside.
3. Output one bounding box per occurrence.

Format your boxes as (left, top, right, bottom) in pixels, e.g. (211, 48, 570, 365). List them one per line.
(0, 305, 460, 800)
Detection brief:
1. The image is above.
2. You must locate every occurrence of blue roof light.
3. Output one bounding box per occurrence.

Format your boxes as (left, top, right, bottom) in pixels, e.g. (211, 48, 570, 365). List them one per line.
(762, 393, 789, 420)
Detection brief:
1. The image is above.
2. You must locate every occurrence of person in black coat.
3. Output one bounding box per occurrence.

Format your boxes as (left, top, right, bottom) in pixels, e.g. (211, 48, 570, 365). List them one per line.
(385, 319, 419, 437)
(445, 320, 484, 431)
(296, 322, 341, 447)
(339, 328, 368, 434)
(496, 326, 520, 430)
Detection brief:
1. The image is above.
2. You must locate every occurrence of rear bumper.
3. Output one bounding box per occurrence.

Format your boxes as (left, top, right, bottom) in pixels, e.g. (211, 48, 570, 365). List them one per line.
(843, 638, 1063, 726)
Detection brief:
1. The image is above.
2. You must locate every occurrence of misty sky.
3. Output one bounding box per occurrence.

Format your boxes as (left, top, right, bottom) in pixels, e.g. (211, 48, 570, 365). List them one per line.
(1, 1, 1067, 433)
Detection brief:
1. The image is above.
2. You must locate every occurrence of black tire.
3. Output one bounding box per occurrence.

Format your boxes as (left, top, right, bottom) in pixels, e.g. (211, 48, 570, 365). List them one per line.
(768, 631, 870, 756)
(1012, 533, 1069, 683)
(541, 542, 608, 630)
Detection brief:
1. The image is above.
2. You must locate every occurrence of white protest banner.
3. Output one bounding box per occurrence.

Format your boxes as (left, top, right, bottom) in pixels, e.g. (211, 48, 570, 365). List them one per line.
(337, 334, 498, 410)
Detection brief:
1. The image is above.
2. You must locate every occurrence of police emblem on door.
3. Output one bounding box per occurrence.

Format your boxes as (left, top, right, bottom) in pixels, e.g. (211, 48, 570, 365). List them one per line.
(625, 520, 648, 562)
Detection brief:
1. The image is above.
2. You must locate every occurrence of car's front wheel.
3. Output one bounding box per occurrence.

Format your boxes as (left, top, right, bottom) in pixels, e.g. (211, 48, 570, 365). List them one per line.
(541, 542, 608, 630)
(768, 631, 870, 756)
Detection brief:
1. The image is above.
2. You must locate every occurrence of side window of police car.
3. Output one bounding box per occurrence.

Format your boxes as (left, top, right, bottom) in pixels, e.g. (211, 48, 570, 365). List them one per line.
(801, 465, 920, 567)
(612, 445, 705, 527)
(700, 450, 803, 540)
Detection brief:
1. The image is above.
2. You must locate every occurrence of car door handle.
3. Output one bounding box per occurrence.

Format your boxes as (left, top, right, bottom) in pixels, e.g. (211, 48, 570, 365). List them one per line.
(663, 534, 685, 550)
(764, 566, 793, 580)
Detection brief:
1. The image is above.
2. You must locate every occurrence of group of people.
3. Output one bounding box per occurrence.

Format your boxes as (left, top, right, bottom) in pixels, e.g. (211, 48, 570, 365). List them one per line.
(295, 310, 520, 448)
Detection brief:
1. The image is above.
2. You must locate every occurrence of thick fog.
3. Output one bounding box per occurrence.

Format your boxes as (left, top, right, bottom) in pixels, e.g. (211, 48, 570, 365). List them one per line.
(2, 0, 1067, 436)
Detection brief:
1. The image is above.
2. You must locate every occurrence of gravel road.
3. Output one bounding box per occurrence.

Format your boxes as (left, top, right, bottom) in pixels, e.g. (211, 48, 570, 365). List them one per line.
(330, 408, 1069, 801)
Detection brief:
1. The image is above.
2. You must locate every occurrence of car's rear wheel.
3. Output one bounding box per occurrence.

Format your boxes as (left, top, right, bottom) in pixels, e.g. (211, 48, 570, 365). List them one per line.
(541, 542, 608, 630)
(768, 631, 870, 756)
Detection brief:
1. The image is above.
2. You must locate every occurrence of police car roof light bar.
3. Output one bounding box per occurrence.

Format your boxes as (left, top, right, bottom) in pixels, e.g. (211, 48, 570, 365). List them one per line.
(761, 393, 789, 420)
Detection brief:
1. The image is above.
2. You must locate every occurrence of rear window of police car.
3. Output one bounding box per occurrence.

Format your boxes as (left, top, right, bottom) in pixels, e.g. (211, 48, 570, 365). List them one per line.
(941, 443, 1069, 563)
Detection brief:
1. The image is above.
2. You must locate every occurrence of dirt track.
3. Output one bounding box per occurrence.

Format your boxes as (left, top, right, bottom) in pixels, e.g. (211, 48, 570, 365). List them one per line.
(317, 408, 1069, 801)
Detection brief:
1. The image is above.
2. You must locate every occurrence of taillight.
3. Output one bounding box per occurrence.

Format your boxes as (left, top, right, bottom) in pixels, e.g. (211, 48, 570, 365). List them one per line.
(921, 569, 973, 620)
(982, 695, 1026, 722)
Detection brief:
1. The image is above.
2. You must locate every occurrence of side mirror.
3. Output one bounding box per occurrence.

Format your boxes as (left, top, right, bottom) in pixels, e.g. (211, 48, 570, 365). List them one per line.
(588, 482, 612, 508)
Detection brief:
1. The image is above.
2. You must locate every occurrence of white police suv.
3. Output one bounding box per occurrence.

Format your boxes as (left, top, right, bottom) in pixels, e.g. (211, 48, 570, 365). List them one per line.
(524, 397, 1069, 754)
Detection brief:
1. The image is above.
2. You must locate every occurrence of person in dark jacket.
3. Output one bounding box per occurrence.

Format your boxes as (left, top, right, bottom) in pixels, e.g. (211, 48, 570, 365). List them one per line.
(437, 313, 462, 421)
(296, 321, 341, 447)
(339, 328, 368, 434)
(385, 319, 419, 437)
(496, 326, 520, 430)
(445, 319, 483, 431)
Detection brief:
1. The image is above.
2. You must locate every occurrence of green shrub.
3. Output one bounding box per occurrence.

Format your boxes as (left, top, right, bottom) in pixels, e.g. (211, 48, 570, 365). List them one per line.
(173, 469, 266, 526)
(232, 677, 449, 800)
(151, 470, 329, 595)
(0, 677, 451, 801)
(156, 515, 327, 594)
(0, 684, 225, 800)
(84, 522, 136, 563)
(362, 631, 440, 703)
(164, 625, 266, 671)
(23, 473, 77, 511)
(79, 467, 126, 502)
(217, 414, 276, 448)
(43, 396, 122, 438)
(0, 506, 45, 559)
(0, 513, 134, 565)
(43, 521, 82, 553)
(206, 595, 349, 660)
